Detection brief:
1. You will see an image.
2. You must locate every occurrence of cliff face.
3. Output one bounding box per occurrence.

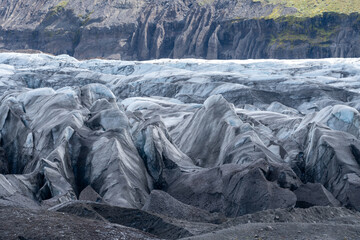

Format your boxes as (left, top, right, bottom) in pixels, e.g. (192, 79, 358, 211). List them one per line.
(0, 0, 359, 60)
(214, 13, 360, 59)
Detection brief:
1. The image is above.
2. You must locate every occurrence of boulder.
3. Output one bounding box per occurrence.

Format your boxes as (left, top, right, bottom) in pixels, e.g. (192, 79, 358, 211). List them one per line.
(294, 183, 341, 208)
(167, 159, 298, 217)
(142, 190, 225, 223)
(79, 185, 102, 203)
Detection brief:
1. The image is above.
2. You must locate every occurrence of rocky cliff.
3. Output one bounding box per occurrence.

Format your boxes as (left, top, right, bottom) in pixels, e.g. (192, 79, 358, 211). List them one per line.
(0, 0, 359, 60)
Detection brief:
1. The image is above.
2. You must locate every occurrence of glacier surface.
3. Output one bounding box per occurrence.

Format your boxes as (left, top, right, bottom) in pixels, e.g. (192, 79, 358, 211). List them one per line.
(0, 53, 360, 239)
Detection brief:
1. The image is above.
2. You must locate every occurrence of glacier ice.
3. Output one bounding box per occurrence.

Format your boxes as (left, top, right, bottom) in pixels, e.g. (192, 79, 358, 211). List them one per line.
(0, 53, 359, 218)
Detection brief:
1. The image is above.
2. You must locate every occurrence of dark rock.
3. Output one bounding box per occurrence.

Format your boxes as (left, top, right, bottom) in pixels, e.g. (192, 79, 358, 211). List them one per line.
(53, 201, 193, 239)
(167, 159, 298, 217)
(79, 185, 102, 202)
(0, 1, 360, 60)
(142, 190, 225, 223)
(294, 183, 341, 208)
(0, 204, 159, 240)
(338, 173, 360, 211)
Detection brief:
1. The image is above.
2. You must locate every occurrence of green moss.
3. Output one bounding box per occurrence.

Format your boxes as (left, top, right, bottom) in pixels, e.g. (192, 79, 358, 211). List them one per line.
(46, 0, 69, 21)
(267, 6, 283, 19)
(44, 30, 54, 38)
(254, 0, 360, 18)
(50, 1, 69, 14)
(231, 16, 245, 23)
(197, 0, 215, 6)
(268, 15, 339, 48)
(80, 11, 94, 26)
(43, 0, 68, 23)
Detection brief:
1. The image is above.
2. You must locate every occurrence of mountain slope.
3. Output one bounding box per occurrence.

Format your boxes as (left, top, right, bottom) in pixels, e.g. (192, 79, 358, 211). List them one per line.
(255, 0, 360, 18)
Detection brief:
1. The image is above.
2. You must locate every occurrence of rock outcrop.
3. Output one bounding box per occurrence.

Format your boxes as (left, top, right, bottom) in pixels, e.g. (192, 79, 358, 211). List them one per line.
(294, 183, 341, 208)
(142, 190, 225, 223)
(166, 159, 299, 217)
(52, 201, 193, 239)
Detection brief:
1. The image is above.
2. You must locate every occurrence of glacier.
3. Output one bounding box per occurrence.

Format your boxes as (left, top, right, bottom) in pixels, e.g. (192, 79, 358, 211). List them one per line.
(0, 53, 360, 239)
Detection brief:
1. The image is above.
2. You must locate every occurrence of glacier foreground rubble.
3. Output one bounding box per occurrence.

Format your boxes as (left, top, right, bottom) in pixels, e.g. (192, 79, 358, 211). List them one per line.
(0, 53, 360, 239)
